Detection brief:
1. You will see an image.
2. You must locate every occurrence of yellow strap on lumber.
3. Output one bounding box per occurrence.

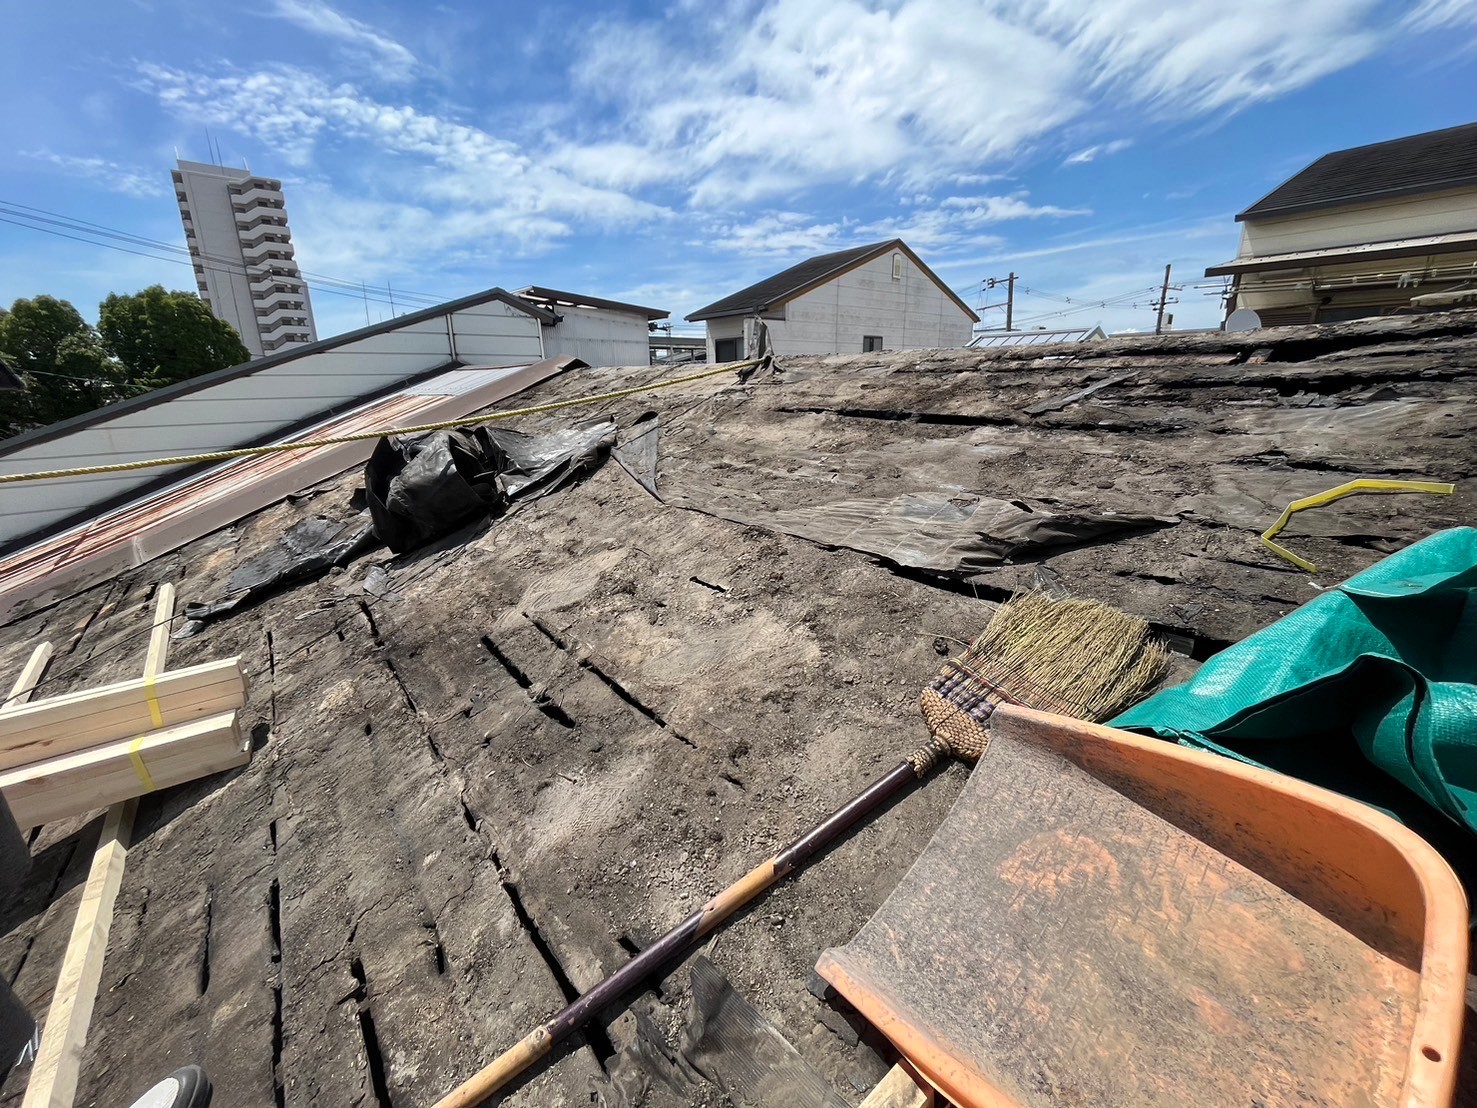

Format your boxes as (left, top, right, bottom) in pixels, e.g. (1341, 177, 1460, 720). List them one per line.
(126, 736, 155, 792)
(0, 360, 757, 485)
(143, 671, 163, 729)
(1261, 478, 1456, 573)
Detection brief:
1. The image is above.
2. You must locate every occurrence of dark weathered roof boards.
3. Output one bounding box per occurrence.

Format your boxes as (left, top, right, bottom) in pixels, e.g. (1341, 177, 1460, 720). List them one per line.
(1238, 121, 1477, 221)
(1, 310, 1474, 1107)
(687, 239, 981, 322)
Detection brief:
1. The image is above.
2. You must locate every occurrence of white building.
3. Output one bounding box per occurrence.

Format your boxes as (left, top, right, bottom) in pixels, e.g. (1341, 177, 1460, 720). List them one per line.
(514, 286, 667, 367)
(687, 239, 979, 360)
(171, 159, 318, 357)
(0, 284, 670, 554)
(1206, 122, 1477, 327)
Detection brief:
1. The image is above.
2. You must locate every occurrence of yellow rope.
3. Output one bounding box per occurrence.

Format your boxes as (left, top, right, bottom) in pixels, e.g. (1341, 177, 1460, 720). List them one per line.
(0, 360, 755, 485)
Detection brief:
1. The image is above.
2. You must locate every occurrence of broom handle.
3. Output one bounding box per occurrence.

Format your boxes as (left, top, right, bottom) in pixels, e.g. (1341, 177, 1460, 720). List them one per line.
(433, 757, 926, 1108)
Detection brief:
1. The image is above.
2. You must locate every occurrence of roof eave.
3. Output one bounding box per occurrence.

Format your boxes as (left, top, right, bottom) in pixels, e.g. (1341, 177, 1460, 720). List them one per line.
(0, 286, 553, 458)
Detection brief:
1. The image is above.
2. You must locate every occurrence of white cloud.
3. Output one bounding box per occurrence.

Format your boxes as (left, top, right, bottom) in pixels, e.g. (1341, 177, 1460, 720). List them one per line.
(938, 194, 1089, 219)
(701, 211, 849, 257)
(1403, 0, 1477, 32)
(1063, 138, 1134, 166)
(19, 150, 163, 199)
(135, 62, 670, 272)
(268, 0, 418, 81)
(861, 193, 1087, 250)
(561, 0, 1388, 205)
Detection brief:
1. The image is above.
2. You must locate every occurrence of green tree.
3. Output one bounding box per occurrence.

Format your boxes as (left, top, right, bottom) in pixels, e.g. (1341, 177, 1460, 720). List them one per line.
(98, 285, 249, 388)
(0, 296, 124, 438)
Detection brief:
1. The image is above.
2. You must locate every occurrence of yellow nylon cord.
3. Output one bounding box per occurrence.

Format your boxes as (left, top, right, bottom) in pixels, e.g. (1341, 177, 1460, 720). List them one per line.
(1261, 478, 1455, 572)
(0, 360, 756, 486)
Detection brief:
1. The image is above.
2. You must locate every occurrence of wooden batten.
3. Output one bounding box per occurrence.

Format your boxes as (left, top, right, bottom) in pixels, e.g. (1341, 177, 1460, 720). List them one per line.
(0, 710, 246, 831)
(0, 658, 246, 771)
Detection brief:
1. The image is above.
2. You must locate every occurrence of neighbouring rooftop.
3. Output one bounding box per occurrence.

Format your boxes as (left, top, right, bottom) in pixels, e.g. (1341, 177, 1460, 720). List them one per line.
(1237, 120, 1477, 220)
(0, 310, 1474, 1105)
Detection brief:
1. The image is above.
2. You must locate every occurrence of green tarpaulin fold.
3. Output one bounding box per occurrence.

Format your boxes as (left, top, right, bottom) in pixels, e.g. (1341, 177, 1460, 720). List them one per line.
(1113, 527, 1477, 838)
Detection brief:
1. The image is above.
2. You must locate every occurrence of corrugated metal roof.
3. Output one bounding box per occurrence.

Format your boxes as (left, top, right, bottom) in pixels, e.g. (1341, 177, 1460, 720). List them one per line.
(515, 286, 669, 321)
(967, 326, 1106, 348)
(0, 287, 553, 456)
(1238, 121, 1477, 221)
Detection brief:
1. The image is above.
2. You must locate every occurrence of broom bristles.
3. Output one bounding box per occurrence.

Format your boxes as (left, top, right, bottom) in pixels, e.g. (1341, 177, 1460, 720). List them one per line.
(943, 591, 1168, 725)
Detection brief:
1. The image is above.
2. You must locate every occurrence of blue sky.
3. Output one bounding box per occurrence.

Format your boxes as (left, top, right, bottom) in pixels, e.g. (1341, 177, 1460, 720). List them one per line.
(3, 0, 1476, 339)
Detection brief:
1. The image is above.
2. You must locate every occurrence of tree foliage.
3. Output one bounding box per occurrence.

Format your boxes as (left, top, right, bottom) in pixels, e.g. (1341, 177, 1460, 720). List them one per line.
(0, 296, 125, 437)
(98, 285, 249, 388)
(0, 287, 250, 440)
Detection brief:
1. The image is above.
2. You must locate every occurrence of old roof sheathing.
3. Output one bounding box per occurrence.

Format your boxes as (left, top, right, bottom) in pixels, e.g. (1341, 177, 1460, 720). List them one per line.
(0, 312, 1474, 1106)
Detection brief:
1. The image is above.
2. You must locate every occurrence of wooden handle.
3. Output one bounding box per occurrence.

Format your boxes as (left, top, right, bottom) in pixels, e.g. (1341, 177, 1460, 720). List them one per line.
(431, 758, 929, 1106)
(432, 1025, 552, 1108)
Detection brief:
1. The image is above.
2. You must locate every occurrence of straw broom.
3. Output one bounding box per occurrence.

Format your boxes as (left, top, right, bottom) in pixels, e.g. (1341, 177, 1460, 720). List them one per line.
(434, 592, 1167, 1108)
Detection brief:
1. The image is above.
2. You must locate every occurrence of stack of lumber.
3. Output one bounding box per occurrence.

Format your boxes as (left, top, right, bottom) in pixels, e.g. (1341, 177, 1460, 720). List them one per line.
(0, 637, 249, 830)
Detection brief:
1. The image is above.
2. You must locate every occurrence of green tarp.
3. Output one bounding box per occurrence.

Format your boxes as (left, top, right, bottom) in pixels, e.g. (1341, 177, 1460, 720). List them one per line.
(1112, 527, 1477, 840)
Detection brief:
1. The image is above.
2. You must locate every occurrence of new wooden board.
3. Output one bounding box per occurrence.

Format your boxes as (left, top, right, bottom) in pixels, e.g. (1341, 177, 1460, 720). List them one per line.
(0, 658, 245, 771)
(0, 711, 246, 830)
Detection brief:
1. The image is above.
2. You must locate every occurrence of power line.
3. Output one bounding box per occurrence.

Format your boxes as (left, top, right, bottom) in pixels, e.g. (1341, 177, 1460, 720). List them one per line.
(0, 202, 452, 311)
(0, 200, 454, 306)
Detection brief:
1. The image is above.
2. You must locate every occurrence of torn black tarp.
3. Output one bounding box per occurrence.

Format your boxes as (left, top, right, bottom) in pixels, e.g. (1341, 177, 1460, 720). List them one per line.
(672, 491, 1171, 577)
(183, 516, 377, 626)
(366, 421, 617, 553)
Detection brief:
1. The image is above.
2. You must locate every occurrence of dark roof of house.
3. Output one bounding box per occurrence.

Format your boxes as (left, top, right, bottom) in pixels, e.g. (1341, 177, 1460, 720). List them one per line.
(0, 287, 554, 457)
(0, 357, 22, 391)
(516, 286, 668, 322)
(1238, 121, 1477, 221)
(687, 239, 980, 322)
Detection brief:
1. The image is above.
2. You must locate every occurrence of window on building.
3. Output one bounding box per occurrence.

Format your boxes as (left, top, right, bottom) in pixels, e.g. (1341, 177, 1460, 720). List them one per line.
(714, 337, 743, 362)
(863, 335, 884, 352)
(892, 253, 903, 280)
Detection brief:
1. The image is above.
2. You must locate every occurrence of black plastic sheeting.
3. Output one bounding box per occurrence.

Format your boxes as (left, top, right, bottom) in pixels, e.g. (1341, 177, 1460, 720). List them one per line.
(366, 422, 617, 553)
(0, 798, 33, 1084)
(183, 421, 620, 627)
(612, 414, 660, 500)
(183, 517, 377, 626)
(681, 956, 851, 1108)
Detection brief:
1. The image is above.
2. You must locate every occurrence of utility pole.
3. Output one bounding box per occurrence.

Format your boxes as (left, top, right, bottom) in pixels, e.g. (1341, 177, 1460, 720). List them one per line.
(982, 272, 1018, 330)
(1155, 264, 1172, 335)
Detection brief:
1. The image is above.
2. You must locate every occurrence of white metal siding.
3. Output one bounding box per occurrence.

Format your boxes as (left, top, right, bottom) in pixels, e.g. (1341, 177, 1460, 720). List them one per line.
(705, 252, 974, 356)
(1239, 186, 1477, 257)
(705, 317, 746, 362)
(0, 299, 544, 548)
(539, 305, 651, 366)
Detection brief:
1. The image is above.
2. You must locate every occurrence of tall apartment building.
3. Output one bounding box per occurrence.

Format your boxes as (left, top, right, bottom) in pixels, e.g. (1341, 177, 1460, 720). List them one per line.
(171, 159, 317, 358)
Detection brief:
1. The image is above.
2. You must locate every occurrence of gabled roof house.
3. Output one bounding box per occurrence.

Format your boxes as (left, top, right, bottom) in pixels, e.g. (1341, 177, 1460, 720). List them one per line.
(1207, 121, 1477, 326)
(687, 239, 978, 360)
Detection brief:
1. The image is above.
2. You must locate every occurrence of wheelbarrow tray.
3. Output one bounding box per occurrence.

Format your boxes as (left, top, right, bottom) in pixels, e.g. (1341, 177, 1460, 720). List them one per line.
(816, 703, 1467, 1107)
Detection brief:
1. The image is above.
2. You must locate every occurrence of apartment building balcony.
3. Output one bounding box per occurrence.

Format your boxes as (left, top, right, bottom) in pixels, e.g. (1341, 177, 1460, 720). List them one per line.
(242, 239, 296, 265)
(237, 223, 292, 248)
(229, 187, 285, 211)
